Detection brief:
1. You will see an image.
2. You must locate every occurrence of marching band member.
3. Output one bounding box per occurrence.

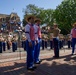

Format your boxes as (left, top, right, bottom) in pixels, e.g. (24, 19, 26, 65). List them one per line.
(59, 34, 62, 49)
(21, 34, 26, 51)
(41, 34, 45, 50)
(25, 15, 36, 71)
(0, 34, 3, 53)
(53, 24, 61, 58)
(2, 36, 6, 51)
(34, 18, 42, 64)
(50, 33, 53, 49)
(12, 34, 18, 52)
(67, 34, 71, 49)
(70, 22, 76, 55)
(7, 35, 12, 50)
(44, 35, 48, 49)
(49, 23, 61, 58)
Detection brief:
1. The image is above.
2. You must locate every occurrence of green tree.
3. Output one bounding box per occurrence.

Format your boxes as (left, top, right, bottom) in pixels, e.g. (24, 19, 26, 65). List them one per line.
(39, 9, 54, 25)
(53, 0, 76, 34)
(22, 4, 54, 26)
(22, 4, 42, 26)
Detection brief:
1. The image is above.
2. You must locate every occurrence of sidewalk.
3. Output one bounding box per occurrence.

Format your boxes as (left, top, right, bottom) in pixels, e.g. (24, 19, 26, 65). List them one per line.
(0, 49, 76, 75)
(0, 47, 68, 62)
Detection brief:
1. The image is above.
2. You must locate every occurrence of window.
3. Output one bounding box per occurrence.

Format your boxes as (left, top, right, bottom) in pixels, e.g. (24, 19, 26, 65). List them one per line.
(2, 18, 6, 22)
(13, 16, 16, 20)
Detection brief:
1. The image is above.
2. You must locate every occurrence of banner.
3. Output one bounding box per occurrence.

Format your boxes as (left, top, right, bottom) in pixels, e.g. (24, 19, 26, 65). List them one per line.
(2, 23, 7, 28)
(17, 22, 21, 25)
(10, 21, 14, 24)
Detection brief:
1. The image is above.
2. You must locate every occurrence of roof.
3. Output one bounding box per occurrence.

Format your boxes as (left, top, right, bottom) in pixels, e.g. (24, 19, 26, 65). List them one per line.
(0, 12, 20, 18)
(10, 12, 19, 18)
(0, 14, 10, 18)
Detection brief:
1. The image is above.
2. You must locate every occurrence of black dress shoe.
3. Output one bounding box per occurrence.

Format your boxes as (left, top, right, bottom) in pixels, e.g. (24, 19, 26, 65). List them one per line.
(53, 56, 56, 58)
(53, 56, 59, 58)
(33, 66, 37, 69)
(35, 61, 42, 64)
(39, 60, 42, 63)
(35, 62, 40, 64)
(27, 67, 35, 71)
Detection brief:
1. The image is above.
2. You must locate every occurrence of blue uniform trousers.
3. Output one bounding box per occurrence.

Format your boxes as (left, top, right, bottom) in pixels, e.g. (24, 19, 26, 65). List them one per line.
(7, 42, 10, 50)
(45, 41, 47, 48)
(22, 41, 26, 51)
(26, 40, 35, 68)
(12, 42, 17, 52)
(42, 40, 44, 50)
(72, 38, 76, 54)
(34, 39, 41, 63)
(68, 41, 71, 48)
(22, 41, 24, 48)
(24, 41, 26, 51)
(62, 40, 64, 48)
(0, 41, 2, 53)
(59, 40, 62, 49)
(3, 42, 6, 51)
(50, 41, 53, 49)
(53, 38, 59, 57)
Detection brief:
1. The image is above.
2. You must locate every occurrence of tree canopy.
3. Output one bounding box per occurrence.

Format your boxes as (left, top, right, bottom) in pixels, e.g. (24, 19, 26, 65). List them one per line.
(53, 0, 76, 34)
(22, 4, 54, 26)
(22, 0, 76, 34)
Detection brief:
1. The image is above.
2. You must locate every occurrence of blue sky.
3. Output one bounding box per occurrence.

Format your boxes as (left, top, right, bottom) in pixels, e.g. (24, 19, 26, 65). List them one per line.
(0, 0, 63, 21)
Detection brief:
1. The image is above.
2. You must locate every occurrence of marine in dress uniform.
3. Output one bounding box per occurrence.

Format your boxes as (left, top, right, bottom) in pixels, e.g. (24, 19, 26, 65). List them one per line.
(50, 33, 53, 49)
(41, 34, 45, 50)
(2, 36, 6, 51)
(34, 18, 42, 64)
(25, 15, 36, 71)
(53, 24, 61, 58)
(49, 23, 61, 58)
(21, 34, 26, 51)
(61, 35, 65, 48)
(67, 34, 71, 49)
(7, 35, 12, 50)
(12, 35, 18, 52)
(44, 36, 48, 49)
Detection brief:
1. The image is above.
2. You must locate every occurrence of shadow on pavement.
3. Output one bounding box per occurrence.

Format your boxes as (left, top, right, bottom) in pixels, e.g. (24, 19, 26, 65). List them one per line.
(0, 54, 76, 75)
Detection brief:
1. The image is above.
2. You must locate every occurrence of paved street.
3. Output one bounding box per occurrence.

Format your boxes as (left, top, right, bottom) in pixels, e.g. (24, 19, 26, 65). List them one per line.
(0, 48, 76, 75)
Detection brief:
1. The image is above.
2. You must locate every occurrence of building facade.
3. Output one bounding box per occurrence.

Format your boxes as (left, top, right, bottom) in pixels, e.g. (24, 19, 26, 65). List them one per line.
(0, 12, 21, 32)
